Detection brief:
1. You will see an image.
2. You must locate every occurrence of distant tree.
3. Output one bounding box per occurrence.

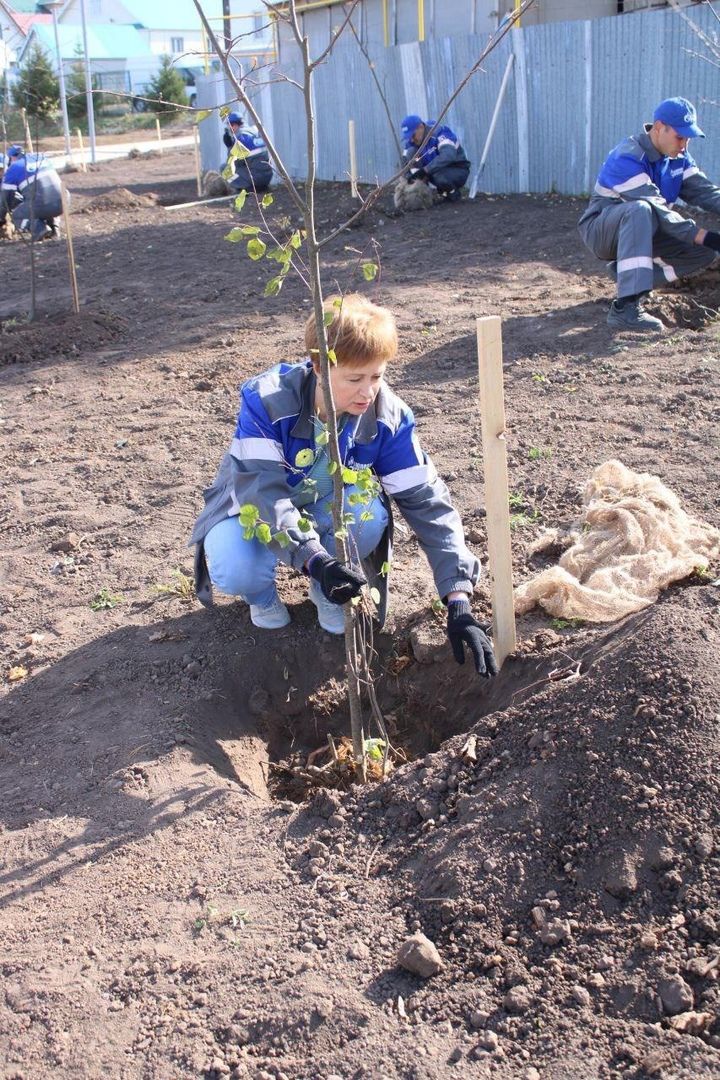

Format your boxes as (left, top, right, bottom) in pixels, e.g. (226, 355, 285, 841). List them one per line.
(145, 56, 186, 113)
(66, 44, 104, 122)
(12, 44, 59, 121)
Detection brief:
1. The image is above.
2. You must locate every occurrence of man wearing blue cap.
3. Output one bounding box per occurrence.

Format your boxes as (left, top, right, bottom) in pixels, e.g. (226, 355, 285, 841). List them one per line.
(579, 97, 720, 332)
(222, 111, 273, 194)
(400, 115, 470, 202)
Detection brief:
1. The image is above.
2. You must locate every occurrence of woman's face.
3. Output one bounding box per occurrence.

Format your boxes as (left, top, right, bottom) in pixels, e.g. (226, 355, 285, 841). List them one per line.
(314, 358, 387, 418)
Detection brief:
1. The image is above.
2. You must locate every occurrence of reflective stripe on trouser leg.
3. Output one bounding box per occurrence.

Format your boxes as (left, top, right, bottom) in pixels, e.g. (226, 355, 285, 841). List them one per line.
(652, 236, 718, 283)
(203, 515, 280, 607)
(579, 200, 657, 298)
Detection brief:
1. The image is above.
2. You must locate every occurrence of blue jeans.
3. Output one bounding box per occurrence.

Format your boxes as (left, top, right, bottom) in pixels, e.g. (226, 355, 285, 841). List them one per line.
(203, 492, 388, 608)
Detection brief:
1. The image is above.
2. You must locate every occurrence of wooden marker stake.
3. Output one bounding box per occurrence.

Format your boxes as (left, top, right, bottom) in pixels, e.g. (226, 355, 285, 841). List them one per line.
(193, 125, 202, 196)
(155, 116, 163, 154)
(60, 184, 80, 315)
(476, 315, 517, 668)
(348, 119, 358, 199)
(76, 129, 87, 172)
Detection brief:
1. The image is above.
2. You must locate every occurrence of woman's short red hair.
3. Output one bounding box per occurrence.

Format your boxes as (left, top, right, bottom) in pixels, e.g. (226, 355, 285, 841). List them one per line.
(304, 293, 398, 366)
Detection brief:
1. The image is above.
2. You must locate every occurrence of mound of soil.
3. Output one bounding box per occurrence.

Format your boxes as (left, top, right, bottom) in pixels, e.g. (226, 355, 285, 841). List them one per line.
(285, 586, 720, 1077)
(81, 187, 160, 212)
(0, 308, 127, 365)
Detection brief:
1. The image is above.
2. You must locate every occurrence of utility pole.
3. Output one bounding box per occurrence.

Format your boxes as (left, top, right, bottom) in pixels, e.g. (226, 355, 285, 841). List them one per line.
(45, 0, 71, 156)
(79, 0, 96, 164)
(223, 0, 232, 53)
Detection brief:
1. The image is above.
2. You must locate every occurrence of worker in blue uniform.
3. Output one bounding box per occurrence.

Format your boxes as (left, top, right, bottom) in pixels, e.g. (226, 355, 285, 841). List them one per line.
(222, 112, 273, 194)
(400, 114, 470, 201)
(0, 145, 63, 241)
(579, 98, 720, 332)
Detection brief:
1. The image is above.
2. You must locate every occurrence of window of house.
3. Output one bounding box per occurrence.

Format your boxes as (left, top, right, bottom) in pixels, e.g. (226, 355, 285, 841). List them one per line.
(171, 37, 184, 53)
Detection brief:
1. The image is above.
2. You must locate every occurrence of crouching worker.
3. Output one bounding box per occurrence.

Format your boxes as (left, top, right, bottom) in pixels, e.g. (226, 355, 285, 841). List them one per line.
(190, 294, 498, 678)
(222, 112, 273, 195)
(0, 146, 63, 241)
(400, 114, 470, 202)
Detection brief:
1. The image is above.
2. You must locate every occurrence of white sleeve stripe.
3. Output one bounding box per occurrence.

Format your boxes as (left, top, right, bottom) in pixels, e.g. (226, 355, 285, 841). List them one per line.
(614, 172, 652, 192)
(231, 436, 284, 462)
(683, 166, 700, 179)
(380, 463, 435, 494)
(594, 183, 620, 198)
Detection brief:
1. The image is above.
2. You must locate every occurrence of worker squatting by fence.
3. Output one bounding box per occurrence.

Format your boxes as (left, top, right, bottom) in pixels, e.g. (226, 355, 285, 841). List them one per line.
(196, 3, 720, 197)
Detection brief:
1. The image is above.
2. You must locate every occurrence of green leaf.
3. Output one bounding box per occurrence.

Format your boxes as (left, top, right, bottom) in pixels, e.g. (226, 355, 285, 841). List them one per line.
(225, 226, 245, 243)
(239, 224, 261, 236)
(323, 311, 334, 327)
(234, 190, 247, 211)
(289, 230, 303, 249)
(243, 526, 255, 540)
(264, 276, 284, 297)
(348, 493, 365, 506)
(341, 466, 358, 484)
(247, 238, 267, 260)
(361, 261, 378, 281)
(195, 109, 212, 123)
(267, 246, 291, 264)
(295, 448, 314, 468)
(334, 528, 348, 540)
(364, 736, 385, 761)
(297, 517, 313, 533)
(350, 595, 360, 606)
(342, 512, 356, 524)
(332, 297, 342, 308)
(238, 504, 259, 527)
(255, 523, 272, 544)
(261, 193, 274, 207)
(327, 348, 337, 365)
(369, 586, 381, 605)
(328, 460, 338, 475)
(315, 427, 330, 446)
(380, 560, 391, 576)
(359, 510, 374, 521)
(274, 530, 290, 548)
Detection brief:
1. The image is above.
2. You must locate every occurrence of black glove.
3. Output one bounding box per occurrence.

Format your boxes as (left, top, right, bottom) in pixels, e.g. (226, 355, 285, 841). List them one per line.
(702, 229, 720, 252)
(407, 167, 428, 182)
(307, 551, 367, 605)
(447, 599, 498, 678)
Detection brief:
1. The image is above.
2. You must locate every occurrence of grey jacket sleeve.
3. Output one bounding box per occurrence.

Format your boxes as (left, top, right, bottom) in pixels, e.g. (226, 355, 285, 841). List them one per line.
(392, 468, 480, 599)
(227, 453, 324, 570)
(680, 168, 720, 216)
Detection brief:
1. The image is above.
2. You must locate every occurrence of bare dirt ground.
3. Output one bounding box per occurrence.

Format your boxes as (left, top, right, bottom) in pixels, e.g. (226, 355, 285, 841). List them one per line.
(2, 148, 720, 1080)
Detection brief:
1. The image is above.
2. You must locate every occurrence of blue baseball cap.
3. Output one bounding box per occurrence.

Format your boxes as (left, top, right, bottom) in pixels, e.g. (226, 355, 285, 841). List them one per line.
(400, 114, 423, 146)
(653, 97, 704, 138)
(7, 144, 23, 158)
(227, 112, 243, 125)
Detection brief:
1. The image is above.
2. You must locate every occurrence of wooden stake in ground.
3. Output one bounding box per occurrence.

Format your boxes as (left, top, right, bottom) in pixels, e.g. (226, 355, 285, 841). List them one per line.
(476, 315, 517, 667)
(76, 129, 87, 173)
(193, 125, 202, 196)
(348, 119, 359, 199)
(60, 184, 80, 315)
(21, 108, 33, 154)
(155, 117, 163, 154)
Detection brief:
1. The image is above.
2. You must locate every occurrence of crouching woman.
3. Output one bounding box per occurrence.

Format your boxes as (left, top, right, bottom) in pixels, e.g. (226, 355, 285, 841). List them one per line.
(190, 294, 497, 677)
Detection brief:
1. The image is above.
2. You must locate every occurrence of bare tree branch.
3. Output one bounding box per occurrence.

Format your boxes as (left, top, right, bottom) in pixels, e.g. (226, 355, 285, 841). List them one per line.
(309, 0, 363, 71)
(318, 0, 536, 247)
(192, 0, 306, 216)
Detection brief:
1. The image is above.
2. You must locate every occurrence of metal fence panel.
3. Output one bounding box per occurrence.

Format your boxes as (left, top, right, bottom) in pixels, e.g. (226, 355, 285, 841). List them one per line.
(198, 4, 720, 196)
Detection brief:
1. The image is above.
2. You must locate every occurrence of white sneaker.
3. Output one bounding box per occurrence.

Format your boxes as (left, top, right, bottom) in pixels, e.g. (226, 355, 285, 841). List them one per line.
(309, 581, 345, 635)
(249, 597, 290, 629)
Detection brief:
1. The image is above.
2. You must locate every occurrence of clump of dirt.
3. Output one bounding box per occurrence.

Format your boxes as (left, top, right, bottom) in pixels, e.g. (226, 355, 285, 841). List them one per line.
(649, 269, 720, 329)
(287, 587, 720, 1075)
(81, 187, 160, 213)
(0, 308, 127, 365)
